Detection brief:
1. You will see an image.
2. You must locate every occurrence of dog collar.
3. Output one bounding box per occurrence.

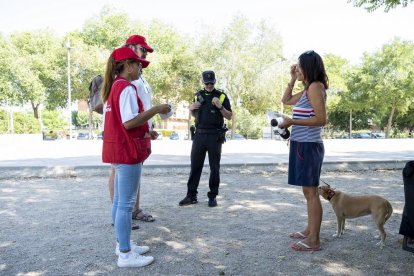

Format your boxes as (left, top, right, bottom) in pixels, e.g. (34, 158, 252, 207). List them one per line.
(327, 190, 336, 201)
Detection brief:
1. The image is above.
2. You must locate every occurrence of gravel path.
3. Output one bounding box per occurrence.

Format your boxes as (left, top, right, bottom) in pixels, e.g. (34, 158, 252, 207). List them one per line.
(1, 169, 413, 275)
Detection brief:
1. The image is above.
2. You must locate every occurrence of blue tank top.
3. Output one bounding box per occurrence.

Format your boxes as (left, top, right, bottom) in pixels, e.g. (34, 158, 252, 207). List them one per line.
(291, 90, 325, 143)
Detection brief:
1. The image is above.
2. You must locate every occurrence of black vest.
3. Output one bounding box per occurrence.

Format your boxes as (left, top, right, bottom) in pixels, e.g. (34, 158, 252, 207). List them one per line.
(195, 89, 224, 129)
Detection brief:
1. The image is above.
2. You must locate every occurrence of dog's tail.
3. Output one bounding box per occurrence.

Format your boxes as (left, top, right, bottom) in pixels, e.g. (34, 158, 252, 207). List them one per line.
(384, 201, 393, 223)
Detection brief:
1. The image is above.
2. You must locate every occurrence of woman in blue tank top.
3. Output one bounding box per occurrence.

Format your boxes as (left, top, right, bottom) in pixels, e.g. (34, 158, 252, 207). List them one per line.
(279, 50, 328, 252)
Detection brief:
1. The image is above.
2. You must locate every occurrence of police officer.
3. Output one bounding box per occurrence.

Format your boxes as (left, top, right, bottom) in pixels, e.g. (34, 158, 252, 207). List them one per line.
(179, 71, 232, 207)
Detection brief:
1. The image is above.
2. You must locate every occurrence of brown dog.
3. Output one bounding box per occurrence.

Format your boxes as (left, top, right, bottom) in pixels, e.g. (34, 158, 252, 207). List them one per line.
(318, 184, 393, 247)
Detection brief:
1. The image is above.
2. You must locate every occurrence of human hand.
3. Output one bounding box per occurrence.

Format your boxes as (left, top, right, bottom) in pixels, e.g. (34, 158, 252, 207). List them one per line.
(277, 115, 293, 129)
(157, 104, 171, 114)
(212, 97, 222, 109)
(190, 102, 201, 111)
(149, 130, 159, 140)
(290, 64, 297, 80)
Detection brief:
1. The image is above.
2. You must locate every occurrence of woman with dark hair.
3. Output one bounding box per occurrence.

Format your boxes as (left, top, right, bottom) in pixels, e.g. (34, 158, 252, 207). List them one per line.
(102, 46, 170, 267)
(279, 50, 328, 251)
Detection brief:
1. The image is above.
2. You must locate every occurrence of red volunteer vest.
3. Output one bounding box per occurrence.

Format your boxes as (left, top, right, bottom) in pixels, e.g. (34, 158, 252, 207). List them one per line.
(102, 76, 151, 164)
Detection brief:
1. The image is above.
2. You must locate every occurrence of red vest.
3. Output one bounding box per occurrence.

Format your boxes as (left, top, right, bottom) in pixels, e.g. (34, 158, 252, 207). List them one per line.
(102, 76, 151, 164)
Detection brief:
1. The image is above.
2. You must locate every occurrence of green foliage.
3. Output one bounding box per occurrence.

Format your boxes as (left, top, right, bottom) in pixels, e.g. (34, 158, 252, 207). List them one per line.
(0, 35, 17, 105)
(69, 111, 102, 129)
(348, 38, 414, 136)
(195, 16, 284, 137)
(236, 108, 267, 139)
(0, 109, 42, 134)
(328, 109, 374, 131)
(42, 110, 67, 130)
(0, 9, 413, 137)
(212, 16, 284, 115)
(80, 7, 133, 49)
(394, 106, 414, 131)
(349, 0, 413, 12)
(0, 109, 8, 133)
(13, 112, 41, 134)
(8, 30, 67, 116)
(71, 111, 89, 127)
(145, 21, 200, 105)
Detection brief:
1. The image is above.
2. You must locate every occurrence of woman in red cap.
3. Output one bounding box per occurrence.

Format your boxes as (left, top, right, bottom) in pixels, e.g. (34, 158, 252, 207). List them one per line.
(101, 46, 170, 268)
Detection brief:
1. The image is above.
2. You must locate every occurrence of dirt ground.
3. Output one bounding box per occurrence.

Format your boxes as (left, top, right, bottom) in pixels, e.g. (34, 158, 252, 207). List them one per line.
(1, 168, 413, 275)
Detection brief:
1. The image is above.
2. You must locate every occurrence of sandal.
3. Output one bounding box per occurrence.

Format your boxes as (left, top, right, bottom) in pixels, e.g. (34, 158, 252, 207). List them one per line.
(132, 208, 155, 222)
(290, 241, 321, 252)
(289, 232, 308, 239)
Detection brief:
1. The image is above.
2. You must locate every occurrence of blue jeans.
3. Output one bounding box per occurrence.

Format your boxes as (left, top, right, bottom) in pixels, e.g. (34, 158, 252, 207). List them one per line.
(112, 163, 142, 252)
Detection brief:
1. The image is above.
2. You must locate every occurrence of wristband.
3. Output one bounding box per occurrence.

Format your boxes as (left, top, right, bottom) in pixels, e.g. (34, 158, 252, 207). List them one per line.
(219, 106, 224, 110)
(287, 83, 294, 89)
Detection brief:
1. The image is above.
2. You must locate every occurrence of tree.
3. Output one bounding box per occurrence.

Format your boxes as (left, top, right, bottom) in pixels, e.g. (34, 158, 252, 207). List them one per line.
(80, 7, 133, 49)
(349, 0, 413, 12)
(64, 34, 109, 106)
(79, 10, 200, 107)
(0, 35, 16, 105)
(394, 105, 414, 132)
(348, 38, 414, 137)
(144, 20, 200, 105)
(199, 16, 284, 136)
(9, 30, 66, 118)
(323, 54, 352, 134)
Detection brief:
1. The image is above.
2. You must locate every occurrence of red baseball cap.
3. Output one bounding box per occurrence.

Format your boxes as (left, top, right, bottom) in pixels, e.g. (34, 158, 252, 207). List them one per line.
(111, 47, 150, 68)
(125, 35, 154, 53)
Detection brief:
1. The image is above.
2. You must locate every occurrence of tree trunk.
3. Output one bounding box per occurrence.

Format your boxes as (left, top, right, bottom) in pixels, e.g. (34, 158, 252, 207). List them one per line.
(231, 110, 236, 139)
(31, 102, 40, 119)
(188, 103, 193, 140)
(8, 109, 14, 134)
(349, 109, 352, 138)
(386, 105, 396, 138)
(88, 110, 93, 140)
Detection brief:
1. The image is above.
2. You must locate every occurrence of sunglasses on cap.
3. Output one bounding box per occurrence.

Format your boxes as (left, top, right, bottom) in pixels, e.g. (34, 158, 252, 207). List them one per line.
(204, 82, 215, 86)
(131, 44, 148, 54)
(305, 50, 315, 55)
(139, 46, 148, 54)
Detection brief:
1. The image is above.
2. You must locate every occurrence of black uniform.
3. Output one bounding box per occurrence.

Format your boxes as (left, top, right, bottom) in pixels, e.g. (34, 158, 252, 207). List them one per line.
(186, 88, 232, 200)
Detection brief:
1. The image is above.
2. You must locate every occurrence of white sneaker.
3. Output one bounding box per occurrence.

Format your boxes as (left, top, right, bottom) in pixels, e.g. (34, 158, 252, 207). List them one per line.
(117, 252, 154, 268)
(115, 240, 150, 256)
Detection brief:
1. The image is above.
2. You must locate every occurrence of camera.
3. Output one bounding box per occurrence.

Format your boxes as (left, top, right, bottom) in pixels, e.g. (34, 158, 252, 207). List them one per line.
(267, 112, 290, 140)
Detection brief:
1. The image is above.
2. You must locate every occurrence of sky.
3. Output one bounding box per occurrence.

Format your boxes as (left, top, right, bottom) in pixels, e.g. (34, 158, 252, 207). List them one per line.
(1, 0, 413, 64)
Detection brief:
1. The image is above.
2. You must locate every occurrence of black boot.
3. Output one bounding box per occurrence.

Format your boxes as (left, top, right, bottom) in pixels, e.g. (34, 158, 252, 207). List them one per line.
(179, 195, 198, 206)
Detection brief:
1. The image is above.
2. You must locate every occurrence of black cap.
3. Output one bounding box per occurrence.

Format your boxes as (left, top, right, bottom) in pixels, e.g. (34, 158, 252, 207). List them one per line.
(202, 70, 216, 84)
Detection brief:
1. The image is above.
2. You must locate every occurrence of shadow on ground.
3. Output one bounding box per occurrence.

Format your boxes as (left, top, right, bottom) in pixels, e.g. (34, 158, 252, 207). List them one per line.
(0, 169, 413, 275)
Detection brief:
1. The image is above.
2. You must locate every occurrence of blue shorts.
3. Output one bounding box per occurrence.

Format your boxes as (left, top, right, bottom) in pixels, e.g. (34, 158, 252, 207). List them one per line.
(288, 141, 325, 187)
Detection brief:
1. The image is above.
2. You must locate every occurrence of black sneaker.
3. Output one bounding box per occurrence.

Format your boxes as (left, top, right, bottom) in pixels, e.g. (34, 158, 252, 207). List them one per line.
(131, 223, 140, 230)
(179, 195, 198, 206)
(111, 223, 139, 230)
(208, 198, 217, 207)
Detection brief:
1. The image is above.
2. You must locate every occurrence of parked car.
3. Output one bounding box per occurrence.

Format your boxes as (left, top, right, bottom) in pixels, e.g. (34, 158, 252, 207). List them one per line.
(169, 133, 179, 140)
(226, 132, 246, 140)
(234, 133, 246, 140)
(42, 130, 58, 141)
(351, 133, 371, 139)
(371, 132, 385, 139)
(77, 132, 91, 140)
(335, 134, 350, 139)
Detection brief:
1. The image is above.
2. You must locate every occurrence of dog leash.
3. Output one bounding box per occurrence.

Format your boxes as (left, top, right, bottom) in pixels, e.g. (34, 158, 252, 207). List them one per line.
(320, 179, 330, 186)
